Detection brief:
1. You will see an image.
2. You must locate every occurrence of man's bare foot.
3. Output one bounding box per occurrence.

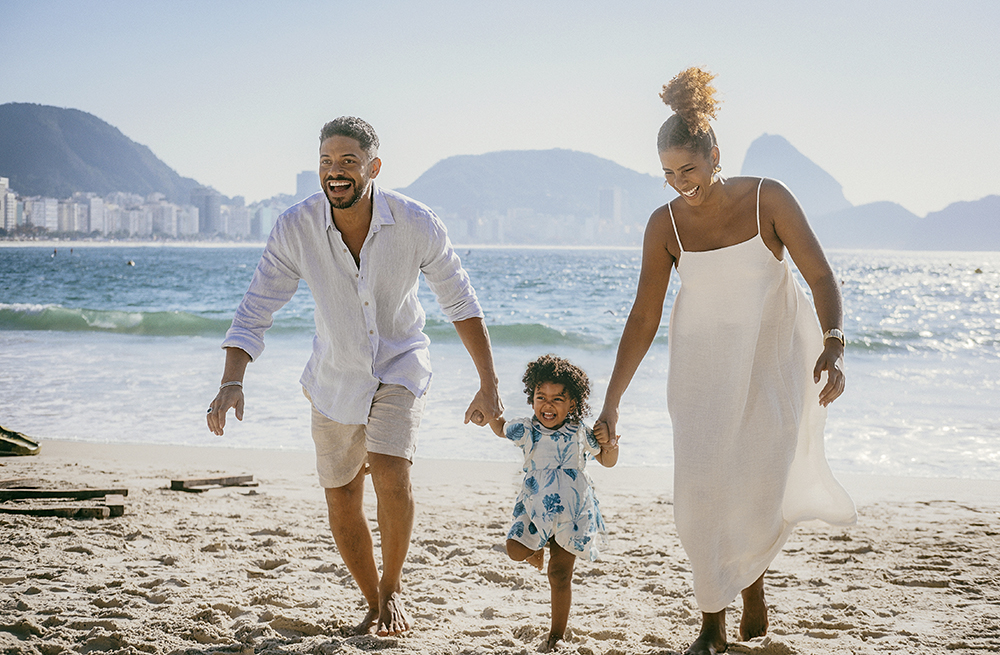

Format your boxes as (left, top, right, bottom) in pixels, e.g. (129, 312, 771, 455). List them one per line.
(739, 579, 768, 641)
(376, 591, 411, 636)
(685, 611, 727, 655)
(352, 606, 379, 635)
(539, 632, 567, 652)
(526, 548, 545, 570)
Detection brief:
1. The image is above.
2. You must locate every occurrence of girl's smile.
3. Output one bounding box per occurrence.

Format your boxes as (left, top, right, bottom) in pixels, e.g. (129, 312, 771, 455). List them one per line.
(532, 382, 576, 429)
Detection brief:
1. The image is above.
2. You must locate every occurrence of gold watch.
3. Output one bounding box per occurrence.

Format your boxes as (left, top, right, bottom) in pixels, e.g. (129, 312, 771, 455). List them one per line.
(823, 328, 846, 347)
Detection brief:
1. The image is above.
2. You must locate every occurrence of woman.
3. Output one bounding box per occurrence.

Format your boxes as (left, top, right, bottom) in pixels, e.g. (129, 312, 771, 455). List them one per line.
(596, 68, 857, 655)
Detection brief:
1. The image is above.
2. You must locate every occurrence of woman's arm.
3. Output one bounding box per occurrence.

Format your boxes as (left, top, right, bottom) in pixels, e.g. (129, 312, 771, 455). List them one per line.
(596, 209, 675, 437)
(762, 179, 846, 406)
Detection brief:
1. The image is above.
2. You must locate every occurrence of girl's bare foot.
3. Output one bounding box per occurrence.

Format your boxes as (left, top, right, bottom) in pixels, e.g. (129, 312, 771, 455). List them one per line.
(540, 632, 567, 652)
(376, 591, 411, 636)
(739, 575, 768, 641)
(526, 548, 545, 570)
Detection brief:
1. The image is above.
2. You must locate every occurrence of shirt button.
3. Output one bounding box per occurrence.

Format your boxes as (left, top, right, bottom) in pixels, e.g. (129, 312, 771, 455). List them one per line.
(369, 330, 374, 335)
(364, 301, 369, 306)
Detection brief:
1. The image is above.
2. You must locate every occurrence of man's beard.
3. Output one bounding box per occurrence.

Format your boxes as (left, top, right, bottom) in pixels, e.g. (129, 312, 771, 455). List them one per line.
(325, 178, 367, 210)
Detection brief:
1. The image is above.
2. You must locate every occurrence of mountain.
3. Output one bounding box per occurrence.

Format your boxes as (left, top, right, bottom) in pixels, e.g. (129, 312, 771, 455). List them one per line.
(396, 149, 664, 245)
(811, 202, 920, 250)
(740, 133, 852, 218)
(0, 103, 200, 204)
(917, 195, 1000, 250)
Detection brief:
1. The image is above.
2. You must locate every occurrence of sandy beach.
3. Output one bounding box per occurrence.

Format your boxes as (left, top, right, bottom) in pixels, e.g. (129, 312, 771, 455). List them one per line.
(2, 440, 998, 655)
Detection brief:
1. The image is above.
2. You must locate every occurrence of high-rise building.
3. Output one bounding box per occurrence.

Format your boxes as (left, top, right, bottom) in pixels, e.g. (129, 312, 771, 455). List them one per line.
(297, 170, 320, 200)
(190, 186, 222, 235)
(0, 178, 15, 231)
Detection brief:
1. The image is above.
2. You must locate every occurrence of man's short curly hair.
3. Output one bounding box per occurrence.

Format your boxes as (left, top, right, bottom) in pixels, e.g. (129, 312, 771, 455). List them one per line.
(319, 116, 379, 159)
(522, 354, 591, 423)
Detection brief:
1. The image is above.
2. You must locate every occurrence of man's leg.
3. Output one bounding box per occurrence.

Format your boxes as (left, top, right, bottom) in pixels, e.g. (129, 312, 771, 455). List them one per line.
(367, 451, 414, 636)
(324, 466, 381, 635)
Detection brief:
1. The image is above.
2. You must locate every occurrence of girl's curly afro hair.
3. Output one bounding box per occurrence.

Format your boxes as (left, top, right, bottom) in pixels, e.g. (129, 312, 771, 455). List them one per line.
(522, 354, 591, 423)
(657, 67, 722, 156)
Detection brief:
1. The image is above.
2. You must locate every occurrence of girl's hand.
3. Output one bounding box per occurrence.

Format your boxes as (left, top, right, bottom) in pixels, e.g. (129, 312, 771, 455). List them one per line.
(594, 407, 620, 447)
(813, 342, 845, 407)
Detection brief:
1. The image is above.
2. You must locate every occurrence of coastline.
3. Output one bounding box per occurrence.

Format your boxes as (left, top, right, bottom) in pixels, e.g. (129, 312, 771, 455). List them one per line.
(2, 440, 998, 654)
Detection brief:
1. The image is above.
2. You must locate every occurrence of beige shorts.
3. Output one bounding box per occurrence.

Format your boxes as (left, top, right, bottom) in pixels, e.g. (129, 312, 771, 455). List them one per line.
(306, 384, 425, 489)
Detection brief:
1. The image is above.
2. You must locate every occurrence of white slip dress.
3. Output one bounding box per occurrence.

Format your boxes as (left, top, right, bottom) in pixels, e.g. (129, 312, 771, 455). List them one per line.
(666, 178, 857, 613)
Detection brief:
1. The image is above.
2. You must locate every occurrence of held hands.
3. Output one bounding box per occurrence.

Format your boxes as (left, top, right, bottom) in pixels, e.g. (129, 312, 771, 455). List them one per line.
(813, 341, 846, 407)
(206, 385, 244, 436)
(465, 384, 504, 427)
(593, 420, 620, 448)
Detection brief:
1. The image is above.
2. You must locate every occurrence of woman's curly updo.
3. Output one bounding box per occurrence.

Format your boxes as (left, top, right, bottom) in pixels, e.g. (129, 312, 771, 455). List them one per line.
(522, 354, 591, 423)
(657, 67, 722, 156)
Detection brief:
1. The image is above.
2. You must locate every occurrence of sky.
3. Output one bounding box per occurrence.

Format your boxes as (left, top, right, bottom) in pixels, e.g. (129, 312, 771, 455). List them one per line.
(2, 0, 998, 217)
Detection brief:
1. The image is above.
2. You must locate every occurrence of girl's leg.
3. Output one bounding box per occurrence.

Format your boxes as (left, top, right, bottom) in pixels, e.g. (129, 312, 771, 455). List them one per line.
(544, 541, 576, 652)
(506, 538, 544, 569)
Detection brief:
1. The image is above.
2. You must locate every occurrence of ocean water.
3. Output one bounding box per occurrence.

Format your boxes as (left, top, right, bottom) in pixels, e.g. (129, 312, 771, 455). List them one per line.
(1, 244, 998, 480)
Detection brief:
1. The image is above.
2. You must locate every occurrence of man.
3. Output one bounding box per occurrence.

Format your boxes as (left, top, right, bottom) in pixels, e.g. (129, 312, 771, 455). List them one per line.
(206, 116, 502, 636)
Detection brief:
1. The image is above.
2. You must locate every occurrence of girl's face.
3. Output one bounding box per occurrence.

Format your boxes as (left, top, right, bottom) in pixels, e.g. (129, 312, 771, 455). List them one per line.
(532, 381, 576, 429)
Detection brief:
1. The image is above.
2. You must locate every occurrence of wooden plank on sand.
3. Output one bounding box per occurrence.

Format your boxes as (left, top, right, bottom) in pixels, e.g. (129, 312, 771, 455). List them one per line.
(0, 505, 111, 519)
(170, 475, 256, 492)
(0, 488, 129, 501)
(0, 478, 42, 489)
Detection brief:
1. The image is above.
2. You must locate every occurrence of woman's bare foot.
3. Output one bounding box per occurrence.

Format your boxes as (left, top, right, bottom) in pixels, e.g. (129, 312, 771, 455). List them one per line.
(540, 632, 567, 652)
(739, 575, 768, 641)
(352, 606, 379, 635)
(526, 548, 545, 570)
(376, 591, 411, 636)
(685, 611, 727, 655)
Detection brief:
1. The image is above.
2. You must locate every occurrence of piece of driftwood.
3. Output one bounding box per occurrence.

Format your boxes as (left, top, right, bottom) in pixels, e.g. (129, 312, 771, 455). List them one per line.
(170, 475, 257, 492)
(0, 426, 40, 456)
(0, 478, 42, 489)
(0, 488, 128, 502)
(0, 505, 111, 519)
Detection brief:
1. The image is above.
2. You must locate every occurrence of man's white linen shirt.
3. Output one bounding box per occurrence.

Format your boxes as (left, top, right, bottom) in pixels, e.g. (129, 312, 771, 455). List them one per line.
(222, 185, 484, 425)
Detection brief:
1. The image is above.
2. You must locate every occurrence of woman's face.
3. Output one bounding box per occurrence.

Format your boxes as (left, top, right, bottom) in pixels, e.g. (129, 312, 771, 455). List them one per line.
(659, 145, 720, 206)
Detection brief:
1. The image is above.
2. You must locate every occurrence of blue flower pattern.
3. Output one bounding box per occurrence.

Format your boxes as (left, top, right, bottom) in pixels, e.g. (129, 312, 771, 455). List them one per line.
(504, 417, 607, 561)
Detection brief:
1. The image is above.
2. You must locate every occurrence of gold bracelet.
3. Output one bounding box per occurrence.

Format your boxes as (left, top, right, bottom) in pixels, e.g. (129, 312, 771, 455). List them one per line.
(823, 328, 846, 347)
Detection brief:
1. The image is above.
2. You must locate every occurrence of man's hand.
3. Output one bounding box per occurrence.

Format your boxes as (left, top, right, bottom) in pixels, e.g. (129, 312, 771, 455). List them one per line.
(464, 385, 503, 427)
(207, 385, 244, 436)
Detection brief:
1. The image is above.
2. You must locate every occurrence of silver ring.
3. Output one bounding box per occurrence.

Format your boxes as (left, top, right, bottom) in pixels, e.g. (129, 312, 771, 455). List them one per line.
(206, 407, 214, 414)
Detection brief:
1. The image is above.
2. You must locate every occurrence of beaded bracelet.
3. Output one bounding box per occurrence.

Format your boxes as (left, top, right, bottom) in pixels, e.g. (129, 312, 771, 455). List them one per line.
(220, 380, 243, 390)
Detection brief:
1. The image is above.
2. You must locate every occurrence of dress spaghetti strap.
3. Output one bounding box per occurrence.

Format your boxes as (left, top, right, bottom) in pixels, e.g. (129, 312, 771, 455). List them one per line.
(755, 177, 764, 239)
(668, 203, 685, 253)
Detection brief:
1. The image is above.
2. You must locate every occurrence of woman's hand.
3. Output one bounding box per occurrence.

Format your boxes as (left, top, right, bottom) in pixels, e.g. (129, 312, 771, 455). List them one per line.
(594, 405, 620, 447)
(813, 342, 845, 407)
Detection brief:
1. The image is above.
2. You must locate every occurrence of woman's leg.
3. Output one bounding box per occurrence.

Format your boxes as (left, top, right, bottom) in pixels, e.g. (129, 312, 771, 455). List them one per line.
(685, 610, 727, 655)
(739, 572, 768, 640)
(544, 541, 576, 652)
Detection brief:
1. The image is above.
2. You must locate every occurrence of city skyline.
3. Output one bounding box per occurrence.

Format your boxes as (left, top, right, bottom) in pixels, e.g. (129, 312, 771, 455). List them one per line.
(3, 1, 999, 217)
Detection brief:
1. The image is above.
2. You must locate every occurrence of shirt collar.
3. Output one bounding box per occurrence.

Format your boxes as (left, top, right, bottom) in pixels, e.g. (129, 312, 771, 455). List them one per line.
(323, 183, 395, 233)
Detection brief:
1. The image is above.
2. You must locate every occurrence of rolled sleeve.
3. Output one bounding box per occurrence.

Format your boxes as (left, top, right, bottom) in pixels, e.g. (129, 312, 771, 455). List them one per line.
(222, 229, 302, 361)
(420, 217, 484, 323)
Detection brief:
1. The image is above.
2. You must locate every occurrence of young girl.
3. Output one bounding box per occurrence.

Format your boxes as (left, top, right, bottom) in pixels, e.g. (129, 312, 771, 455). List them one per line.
(488, 354, 619, 652)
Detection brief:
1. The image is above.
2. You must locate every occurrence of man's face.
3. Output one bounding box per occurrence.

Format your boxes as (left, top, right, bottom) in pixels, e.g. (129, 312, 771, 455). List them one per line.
(319, 136, 381, 210)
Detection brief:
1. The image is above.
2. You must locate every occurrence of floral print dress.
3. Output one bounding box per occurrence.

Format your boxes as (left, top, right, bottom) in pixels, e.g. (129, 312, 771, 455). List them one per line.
(504, 417, 607, 561)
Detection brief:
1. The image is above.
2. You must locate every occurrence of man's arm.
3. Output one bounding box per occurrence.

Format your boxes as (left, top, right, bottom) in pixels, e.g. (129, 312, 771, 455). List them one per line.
(452, 317, 503, 426)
